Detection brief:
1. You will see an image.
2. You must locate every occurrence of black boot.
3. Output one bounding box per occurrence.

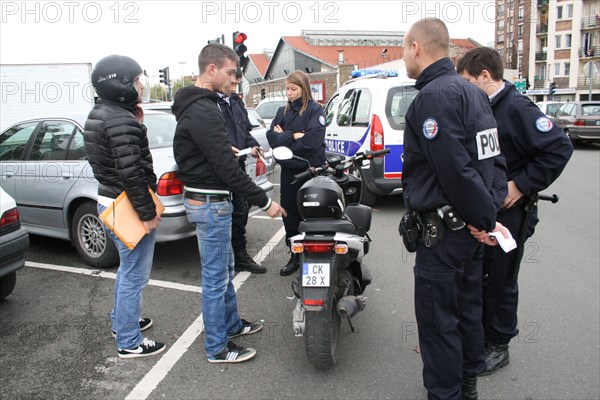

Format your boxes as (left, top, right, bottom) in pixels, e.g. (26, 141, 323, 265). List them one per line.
(462, 375, 478, 400)
(480, 343, 509, 376)
(280, 253, 300, 276)
(234, 250, 266, 274)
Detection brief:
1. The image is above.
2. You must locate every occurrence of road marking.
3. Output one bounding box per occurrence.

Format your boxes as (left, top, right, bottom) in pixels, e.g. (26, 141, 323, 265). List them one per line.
(26, 261, 203, 294)
(125, 225, 287, 400)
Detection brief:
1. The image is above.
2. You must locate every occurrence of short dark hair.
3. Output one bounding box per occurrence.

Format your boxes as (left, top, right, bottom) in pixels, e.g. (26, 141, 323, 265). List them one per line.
(198, 43, 238, 74)
(456, 47, 504, 81)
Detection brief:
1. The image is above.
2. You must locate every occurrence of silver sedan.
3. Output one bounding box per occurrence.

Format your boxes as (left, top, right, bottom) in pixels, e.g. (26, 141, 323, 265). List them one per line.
(0, 110, 274, 268)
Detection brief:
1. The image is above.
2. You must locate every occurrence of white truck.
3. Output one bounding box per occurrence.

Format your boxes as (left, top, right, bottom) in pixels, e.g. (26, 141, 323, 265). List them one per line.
(0, 63, 95, 131)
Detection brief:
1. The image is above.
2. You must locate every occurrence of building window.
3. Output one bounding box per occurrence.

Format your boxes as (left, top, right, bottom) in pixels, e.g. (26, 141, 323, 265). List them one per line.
(498, 34, 505, 44)
(565, 34, 572, 48)
(518, 39, 523, 52)
(499, 19, 505, 30)
(518, 24, 524, 37)
(555, 63, 561, 76)
(518, 6, 524, 20)
(498, 4, 505, 17)
(498, 48, 504, 57)
(565, 62, 570, 76)
(567, 4, 573, 19)
(557, 5, 563, 20)
(555, 35, 561, 48)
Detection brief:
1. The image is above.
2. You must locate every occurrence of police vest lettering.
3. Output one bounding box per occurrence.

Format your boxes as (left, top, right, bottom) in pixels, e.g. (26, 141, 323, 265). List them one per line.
(476, 128, 501, 160)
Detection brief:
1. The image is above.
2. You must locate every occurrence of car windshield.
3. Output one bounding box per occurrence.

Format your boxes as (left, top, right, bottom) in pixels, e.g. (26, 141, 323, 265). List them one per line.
(256, 101, 287, 119)
(144, 113, 176, 149)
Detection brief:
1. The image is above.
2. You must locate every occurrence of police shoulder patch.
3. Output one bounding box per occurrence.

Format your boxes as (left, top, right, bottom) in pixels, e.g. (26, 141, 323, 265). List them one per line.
(422, 118, 439, 140)
(535, 117, 553, 133)
(319, 115, 326, 126)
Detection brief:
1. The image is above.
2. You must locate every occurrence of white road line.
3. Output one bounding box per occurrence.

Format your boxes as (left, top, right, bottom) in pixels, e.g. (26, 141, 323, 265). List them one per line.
(125, 225, 287, 400)
(26, 261, 203, 294)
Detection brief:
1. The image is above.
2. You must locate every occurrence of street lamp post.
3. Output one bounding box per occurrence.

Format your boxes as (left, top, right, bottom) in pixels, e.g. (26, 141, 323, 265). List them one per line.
(178, 61, 186, 89)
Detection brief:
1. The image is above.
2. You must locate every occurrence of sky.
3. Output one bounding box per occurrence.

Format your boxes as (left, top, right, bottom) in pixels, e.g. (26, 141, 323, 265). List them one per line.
(1, 0, 496, 84)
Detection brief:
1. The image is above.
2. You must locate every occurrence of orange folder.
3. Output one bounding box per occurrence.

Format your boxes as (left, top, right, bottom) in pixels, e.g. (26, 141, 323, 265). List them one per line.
(99, 188, 164, 250)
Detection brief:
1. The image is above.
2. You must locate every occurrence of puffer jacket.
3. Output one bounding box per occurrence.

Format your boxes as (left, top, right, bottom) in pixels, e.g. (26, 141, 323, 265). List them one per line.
(83, 100, 158, 221)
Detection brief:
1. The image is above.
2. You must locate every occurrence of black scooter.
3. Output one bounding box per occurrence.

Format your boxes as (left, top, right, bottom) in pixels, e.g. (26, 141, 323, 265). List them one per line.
(273, 147, 390, 369)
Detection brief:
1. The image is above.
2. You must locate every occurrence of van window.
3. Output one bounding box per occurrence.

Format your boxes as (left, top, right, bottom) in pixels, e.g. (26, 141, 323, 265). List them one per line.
(324, 93, 339, 127)
(337, 89, 357, 127)
(353, 89, 372, 127)
(386, 86, 418, 130)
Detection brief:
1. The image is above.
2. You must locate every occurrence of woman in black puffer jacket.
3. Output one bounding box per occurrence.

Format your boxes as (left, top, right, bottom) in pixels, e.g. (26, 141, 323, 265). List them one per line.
(83, 55, 165, 359)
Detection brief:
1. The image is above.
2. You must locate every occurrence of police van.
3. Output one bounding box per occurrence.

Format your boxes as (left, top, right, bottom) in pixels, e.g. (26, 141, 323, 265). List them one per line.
(323, 70, 417, 206)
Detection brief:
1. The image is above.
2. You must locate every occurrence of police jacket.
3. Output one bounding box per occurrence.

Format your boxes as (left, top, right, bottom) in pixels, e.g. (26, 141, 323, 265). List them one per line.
(83, 100, 158, 221)
(491, 81, 573, 195)
(218, 93, 260, 163)
(171, 85, 270, 209)
(402, 58, 507, 232)
(266, 98, 326, 170)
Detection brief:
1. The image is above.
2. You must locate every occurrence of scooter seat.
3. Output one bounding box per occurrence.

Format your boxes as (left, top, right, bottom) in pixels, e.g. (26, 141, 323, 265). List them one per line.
(298, 218, 358, 235)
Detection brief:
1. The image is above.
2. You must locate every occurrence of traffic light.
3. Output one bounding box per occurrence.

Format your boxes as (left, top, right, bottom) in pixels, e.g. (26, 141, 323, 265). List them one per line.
(260, 88, 266, 100)
(549, 82, 556, 95)
(233, 31, 249, 71)
(159, 67, 170, 87)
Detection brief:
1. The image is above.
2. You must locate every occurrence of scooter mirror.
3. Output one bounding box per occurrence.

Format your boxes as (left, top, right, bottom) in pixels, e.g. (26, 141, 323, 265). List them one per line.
(272, 147, 294, 160)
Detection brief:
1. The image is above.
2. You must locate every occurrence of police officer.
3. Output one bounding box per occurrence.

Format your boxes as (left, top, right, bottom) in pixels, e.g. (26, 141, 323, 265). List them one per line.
(219, 68, 266, 274)
(266, 70, 326, 276)
(457, 47, 573, 375)
(402, 19, 509, 400)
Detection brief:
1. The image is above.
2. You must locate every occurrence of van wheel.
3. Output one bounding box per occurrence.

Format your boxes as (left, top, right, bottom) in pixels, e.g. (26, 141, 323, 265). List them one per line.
(72, 202, 119, 269)
(351, 168, 377, 206)
(0, 272, 17, 300)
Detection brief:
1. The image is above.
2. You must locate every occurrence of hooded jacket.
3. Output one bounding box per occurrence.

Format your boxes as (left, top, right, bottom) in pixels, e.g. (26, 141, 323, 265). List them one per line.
(171, 85, 270, 209)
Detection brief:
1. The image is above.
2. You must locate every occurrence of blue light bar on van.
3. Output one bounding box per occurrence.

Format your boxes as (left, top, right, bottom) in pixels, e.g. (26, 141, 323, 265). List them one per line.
(351, 69, 399, 78)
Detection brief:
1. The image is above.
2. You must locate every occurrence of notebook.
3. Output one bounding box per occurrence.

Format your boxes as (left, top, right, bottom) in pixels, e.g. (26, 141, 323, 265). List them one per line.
(99, 188, 164, 250)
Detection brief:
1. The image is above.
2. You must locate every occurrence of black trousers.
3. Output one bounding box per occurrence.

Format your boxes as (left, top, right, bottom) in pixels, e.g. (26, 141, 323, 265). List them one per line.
(231, 191, 249, 254)
(483, 205, 538, 345)
(414, 229, 486, 400)
(280, 167, 306, 243)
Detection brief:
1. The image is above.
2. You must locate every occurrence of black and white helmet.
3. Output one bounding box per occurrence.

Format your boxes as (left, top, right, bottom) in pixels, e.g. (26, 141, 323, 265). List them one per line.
(91, 54, 143, 104)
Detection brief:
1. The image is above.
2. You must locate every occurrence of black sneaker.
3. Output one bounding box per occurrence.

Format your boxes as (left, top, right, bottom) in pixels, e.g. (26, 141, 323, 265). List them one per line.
(230, 319, 263, 338)
(118, 338, 166, 359)
(112, 317, 153, 337)
(207, 341, 256, 363)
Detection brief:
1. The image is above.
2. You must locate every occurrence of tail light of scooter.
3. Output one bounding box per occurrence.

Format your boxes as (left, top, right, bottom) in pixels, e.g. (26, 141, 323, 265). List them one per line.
(303, 242, 335, 253)
(304, 299, 325, 306)
(255, 156, 267, 177)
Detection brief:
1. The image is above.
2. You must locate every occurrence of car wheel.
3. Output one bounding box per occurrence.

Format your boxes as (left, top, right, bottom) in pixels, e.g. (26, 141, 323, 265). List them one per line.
(0, 271, 17, 300)
(72, 202, 119, 269)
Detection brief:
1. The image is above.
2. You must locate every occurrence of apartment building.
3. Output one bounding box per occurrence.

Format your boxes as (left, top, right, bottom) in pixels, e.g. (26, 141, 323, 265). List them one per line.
(495, 0, 600, 102)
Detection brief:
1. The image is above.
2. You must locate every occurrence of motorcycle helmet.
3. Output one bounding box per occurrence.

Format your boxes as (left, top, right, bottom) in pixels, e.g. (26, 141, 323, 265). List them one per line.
(91, 55, 143, 104)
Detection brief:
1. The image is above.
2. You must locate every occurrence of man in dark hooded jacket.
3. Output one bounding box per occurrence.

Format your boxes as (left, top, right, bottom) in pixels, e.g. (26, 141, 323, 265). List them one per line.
(172, 43, 285, 364)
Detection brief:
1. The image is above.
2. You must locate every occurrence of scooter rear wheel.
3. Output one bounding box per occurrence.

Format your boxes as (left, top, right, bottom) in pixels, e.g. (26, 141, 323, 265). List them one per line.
(304, 295, 340, 370)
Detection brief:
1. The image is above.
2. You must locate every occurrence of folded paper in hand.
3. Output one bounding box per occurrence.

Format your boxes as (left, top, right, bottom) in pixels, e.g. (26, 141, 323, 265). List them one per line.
(99, 188, 164, 250)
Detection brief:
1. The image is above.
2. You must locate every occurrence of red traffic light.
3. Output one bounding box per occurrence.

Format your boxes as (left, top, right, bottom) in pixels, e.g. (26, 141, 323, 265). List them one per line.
(234, 32, 247, 44)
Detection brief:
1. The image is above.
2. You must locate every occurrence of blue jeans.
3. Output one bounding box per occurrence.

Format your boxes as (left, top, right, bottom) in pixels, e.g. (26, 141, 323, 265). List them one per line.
(183, 197, 243, 357)
(98, 204, 156, 350)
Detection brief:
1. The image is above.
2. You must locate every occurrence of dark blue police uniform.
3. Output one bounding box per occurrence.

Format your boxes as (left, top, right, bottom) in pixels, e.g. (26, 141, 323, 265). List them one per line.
(483, 81, 573, 346)
(267, 98, 326, 242)
(402, 58, 507, 400)
(218, 93, 260, 255)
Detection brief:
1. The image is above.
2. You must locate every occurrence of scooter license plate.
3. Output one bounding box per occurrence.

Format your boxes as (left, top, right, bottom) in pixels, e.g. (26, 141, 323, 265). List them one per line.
(302, 263, 330, 287)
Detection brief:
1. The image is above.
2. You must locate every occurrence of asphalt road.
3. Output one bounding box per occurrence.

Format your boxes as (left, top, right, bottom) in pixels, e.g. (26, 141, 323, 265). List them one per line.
(1, 144, 598, 400)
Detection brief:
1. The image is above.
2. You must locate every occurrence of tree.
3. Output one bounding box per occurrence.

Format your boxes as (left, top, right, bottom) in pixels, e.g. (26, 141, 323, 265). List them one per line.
(150, 84, 168, 102)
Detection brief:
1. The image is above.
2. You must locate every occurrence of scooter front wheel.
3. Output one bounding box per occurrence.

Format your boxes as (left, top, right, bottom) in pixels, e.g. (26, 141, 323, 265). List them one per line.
(304, 295, 340, 370)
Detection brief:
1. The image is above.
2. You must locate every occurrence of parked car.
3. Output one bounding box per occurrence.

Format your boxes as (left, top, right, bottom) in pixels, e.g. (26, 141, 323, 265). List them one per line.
(254, 96, 288, 128)
(323, 72, 418, 206)
(0, 187, 29, 300)
(536, 101, 564, 117)
(551, 101, 600, 143)
(0, 110, 273, 269)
